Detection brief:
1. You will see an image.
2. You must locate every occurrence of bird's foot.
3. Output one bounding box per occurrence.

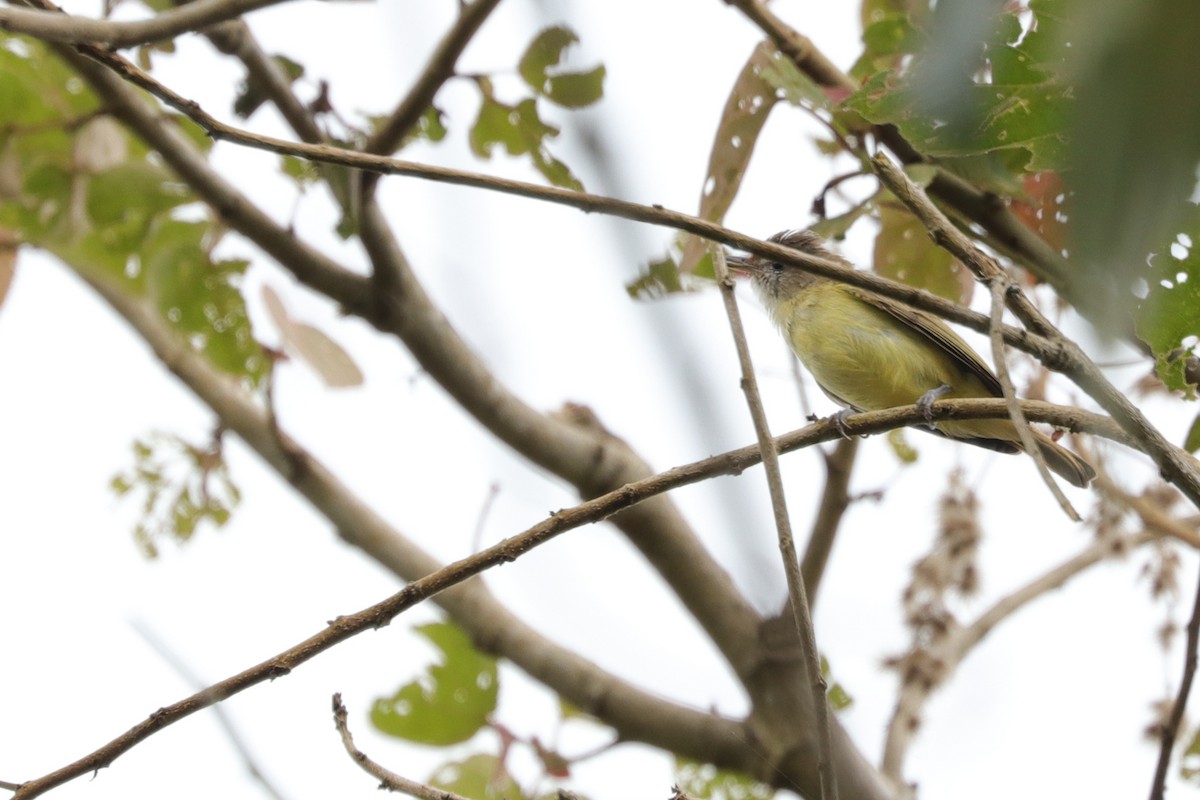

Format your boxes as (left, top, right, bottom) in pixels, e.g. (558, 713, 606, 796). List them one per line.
(831, 407, 855, 439)
(916, 385, 952, 429)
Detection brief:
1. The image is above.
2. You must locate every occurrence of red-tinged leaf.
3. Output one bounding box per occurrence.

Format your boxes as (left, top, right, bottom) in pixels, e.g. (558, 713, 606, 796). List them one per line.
(1012, 171, 1070, 256)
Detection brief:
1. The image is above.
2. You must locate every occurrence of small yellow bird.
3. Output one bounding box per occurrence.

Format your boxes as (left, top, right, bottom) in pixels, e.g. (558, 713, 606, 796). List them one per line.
(728, 229, 1095, 488)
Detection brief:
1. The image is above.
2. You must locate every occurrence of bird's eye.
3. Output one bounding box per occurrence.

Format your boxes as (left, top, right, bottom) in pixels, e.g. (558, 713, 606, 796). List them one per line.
(769, 262, 784, 273)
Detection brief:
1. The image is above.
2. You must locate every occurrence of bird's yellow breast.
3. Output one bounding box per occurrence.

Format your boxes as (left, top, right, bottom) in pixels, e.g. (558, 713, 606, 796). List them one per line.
(774, 281, 994, 411)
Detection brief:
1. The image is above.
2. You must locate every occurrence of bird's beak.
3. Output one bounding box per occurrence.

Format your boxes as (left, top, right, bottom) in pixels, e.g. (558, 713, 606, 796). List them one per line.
(724, 253, 754, 276)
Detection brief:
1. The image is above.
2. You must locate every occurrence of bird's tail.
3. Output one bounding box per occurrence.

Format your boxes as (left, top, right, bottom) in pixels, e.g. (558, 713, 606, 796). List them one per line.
(1032, 433, 1095, 488)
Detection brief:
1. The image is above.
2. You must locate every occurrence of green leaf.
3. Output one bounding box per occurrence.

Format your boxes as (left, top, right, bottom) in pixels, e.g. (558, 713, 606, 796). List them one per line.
(1185, 414, 1200, 454)
(851, 12, 922, 79)
(1135, 206, 1200, 396)
(820, 655, 854, 711)
(543, 67, 606, 109)
(626, 254, 695, 300)
(1063, 0, 1200, 319)
(531, 147, 582, 191)
(368, 105, 449, 152)
(143, 221, 268, 385)
(429, 754, 524, 800)
(847, 70, 1070, 169)
(469, 90, 583, 190)
(371, 622, 499, 746)
(280, 155, 320, 187)
(519, 27, 578, 91)
(414, 105, 448, 143)
(518, 26, 605, 109)
(674, 758, 775, 800)
(1181, 725, 1200, 781)
(471, 94, 549, 158)
(111, 432, 240, 556)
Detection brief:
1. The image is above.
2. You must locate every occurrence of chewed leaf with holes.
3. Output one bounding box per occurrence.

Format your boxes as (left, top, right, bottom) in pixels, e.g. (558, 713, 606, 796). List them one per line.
(676, 42, 782, 276)
(371, 622, 499, 746)
(1136, 204, 1200, 396)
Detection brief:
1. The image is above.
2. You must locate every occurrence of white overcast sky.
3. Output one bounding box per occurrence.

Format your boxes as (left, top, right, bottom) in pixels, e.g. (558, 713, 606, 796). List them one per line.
(2, 1, 1197, 799)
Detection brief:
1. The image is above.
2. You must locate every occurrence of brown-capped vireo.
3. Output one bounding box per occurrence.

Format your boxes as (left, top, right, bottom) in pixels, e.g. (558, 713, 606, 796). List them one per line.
(728, 229, 1095, 488)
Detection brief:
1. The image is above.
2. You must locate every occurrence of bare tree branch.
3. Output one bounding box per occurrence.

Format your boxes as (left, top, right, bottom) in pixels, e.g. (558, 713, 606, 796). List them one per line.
(331, 694, 470, 800)
(0, 0, 294, 47)
(713, 249, 837, 800)
(200, 19, 324, 144)
(986, 278, 1080, 519)
(1151, 566, 1200, 800)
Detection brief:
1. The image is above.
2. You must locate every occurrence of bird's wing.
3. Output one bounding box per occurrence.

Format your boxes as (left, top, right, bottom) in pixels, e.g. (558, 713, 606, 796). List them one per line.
(847, 287, 1005, 398)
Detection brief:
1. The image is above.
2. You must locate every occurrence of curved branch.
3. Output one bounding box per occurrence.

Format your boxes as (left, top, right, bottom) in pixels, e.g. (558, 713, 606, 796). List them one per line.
(713, 252, 836, 800)
(0, 0, 294, 47)
(332, 694, 472, 800)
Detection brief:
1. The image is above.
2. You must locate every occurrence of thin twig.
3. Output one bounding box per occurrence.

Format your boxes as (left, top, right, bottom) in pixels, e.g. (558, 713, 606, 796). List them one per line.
(331, 694, 470, 800)
(1150, 562, 1200, 799)
(986, 279, 1079, 520)
(0, 0, 295, 47)
(712, 249, 837, 800)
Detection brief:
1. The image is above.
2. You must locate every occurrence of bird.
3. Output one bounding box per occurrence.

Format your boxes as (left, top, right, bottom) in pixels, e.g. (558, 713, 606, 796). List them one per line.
(727, 228, 1095, 488)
